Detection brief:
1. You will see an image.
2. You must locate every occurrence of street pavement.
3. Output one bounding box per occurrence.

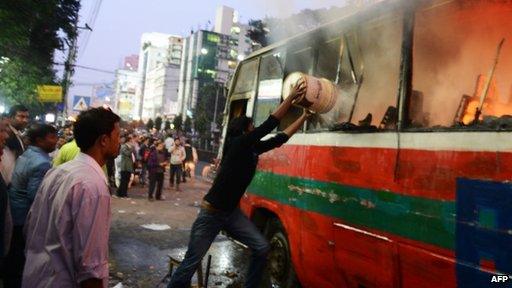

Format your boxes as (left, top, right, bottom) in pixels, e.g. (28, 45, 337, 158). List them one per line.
(108, 168, 249, 288)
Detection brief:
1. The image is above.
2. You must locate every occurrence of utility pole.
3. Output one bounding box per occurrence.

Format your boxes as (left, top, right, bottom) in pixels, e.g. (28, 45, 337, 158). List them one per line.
(213, 83, 220, 127)
(61, 22, 91, 122)
(61, 22, 78, 121)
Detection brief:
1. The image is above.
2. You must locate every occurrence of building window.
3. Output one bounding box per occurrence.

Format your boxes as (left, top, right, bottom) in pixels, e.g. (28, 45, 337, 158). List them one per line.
(254, 51, 286, 127)
(206, 33, 220, 43)
(410, 1, 512, 130)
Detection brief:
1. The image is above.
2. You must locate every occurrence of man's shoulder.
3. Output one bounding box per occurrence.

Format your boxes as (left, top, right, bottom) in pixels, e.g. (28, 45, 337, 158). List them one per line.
(49, 164, 107, 193)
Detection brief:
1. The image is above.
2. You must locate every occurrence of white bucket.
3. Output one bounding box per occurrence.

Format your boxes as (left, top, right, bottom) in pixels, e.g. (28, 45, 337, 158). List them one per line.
(282, 72, 338, 114)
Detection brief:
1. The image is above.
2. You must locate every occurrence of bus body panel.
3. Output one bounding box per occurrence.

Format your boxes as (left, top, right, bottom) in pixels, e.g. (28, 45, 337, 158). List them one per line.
(240, 137, 512, 287)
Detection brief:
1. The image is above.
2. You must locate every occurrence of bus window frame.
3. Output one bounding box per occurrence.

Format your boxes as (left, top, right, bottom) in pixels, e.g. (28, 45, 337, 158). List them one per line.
(402, 1, 512, 133)
(253, 49, 288, 127)
(230, 58, 261, 103)
(301, 9, 408, 135)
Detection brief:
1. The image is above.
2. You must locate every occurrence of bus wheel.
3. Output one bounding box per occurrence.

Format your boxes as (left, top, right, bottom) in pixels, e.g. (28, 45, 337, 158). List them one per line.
(264, 218, 300, 288)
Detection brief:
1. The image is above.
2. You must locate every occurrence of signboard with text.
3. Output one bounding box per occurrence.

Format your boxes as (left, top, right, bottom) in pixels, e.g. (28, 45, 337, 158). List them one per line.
(37, 85, 62, 102)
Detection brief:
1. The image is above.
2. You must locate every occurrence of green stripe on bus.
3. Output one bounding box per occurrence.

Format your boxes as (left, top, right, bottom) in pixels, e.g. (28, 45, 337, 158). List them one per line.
(248, 171, 456, 249)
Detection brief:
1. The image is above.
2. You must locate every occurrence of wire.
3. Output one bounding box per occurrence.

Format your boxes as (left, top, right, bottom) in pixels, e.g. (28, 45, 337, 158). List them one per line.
(77, 0, 104, 60)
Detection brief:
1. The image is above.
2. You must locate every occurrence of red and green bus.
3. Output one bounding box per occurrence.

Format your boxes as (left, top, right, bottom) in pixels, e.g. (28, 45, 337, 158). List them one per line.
(223, 0, 512, 287)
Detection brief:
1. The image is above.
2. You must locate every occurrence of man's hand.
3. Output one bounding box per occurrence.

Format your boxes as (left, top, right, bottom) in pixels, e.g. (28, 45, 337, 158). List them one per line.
(302, 109, 314, 118)
(272, 79, 307, 120)
(288, 79, 307, 102)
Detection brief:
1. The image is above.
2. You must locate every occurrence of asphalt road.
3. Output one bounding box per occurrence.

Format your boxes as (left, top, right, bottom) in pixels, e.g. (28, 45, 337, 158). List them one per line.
(108, 169, 249, 288)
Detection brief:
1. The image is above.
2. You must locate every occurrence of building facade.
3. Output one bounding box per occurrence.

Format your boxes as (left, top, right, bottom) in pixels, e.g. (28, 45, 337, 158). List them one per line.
(177, 5, 253, 119)
(114, 68, 140, 120)
(135, 33, 183, 120)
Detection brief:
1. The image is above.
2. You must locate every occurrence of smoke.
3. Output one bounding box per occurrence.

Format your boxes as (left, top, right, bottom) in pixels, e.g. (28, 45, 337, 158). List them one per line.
(412, 0, 512, 127)
(308, 9, 404, 130)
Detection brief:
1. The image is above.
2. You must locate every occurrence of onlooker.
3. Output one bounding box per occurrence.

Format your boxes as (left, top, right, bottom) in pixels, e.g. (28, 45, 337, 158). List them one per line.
(52, 139, 80, 167)
(49, 136, 67, 160)
(116, 135, 134, 197)
(138, 137, 150, 186)
(23, 107, 120, 288)
(147, 141, 168, 201)
(0, 116, 11, 285)
(169, 138, 185, 191)
(1, 105, 29, 184)
(5, 124, 57, 287)
(164, 134, 174, 152)
(182, 139, 198, 181)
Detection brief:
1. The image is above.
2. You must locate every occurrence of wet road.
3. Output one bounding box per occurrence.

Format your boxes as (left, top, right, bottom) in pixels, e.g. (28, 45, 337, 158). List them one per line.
(108, 173, 250, 288)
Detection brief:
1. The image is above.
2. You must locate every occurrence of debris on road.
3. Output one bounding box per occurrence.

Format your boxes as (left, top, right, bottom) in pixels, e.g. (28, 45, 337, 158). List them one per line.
(140, 223, 171, 231)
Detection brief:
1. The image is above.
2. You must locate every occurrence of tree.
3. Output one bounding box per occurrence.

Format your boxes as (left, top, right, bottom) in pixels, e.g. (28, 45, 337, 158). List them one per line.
(0, 0, 80, 113)
(146, 118, 154, 130)
(247, 6, 358, 47)
(173, 114, 183, 132)
(155, 116, 163, 131)
(246, 19, 269, 49)
(195, 83, 226, 139)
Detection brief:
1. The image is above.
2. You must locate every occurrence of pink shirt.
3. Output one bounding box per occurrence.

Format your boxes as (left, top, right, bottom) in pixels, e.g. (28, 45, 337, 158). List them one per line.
(23, 153, 111, 288)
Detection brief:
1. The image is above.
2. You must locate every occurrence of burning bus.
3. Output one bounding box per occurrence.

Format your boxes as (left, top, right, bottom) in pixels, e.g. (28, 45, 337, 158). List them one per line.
(221, 0, 512, 287)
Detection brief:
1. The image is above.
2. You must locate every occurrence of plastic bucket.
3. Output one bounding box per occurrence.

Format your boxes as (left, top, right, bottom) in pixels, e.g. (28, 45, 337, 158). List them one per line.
(282, 72, 338, 114)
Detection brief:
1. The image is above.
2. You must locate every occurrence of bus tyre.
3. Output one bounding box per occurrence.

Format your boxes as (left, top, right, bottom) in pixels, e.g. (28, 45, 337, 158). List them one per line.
(263, 218, 300, 288)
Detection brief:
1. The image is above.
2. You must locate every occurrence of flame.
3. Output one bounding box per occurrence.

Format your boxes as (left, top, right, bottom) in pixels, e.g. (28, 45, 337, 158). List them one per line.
(460, 74, 512, 125)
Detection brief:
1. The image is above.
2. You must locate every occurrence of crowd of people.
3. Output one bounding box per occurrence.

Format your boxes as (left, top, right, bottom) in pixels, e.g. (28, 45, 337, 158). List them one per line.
(0, 105, 198, 288)
(0, 80, 308, 288)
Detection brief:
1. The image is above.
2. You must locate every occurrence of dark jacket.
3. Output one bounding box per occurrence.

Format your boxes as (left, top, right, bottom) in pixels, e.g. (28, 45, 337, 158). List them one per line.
(147, 147, 168, 174)
(204, 115, 289, 212)
(119, 143, 134, 172)
(9, 146, 52, 226)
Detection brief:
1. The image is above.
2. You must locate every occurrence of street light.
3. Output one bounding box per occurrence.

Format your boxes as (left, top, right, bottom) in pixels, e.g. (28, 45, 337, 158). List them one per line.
(45, 113, 56, 123)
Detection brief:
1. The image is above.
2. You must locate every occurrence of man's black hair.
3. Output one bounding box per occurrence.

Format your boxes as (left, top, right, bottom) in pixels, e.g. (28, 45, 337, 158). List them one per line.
(227, 115, 253, 138)
(26, 123, 57, 144)
(8, 105, 28, 118)
(73, 107, 121, 151)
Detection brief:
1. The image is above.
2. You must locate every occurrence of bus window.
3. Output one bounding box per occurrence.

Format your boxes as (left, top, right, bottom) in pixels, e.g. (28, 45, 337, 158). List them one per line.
(316, 38, 342, 81)
(309, 13, 403, 132)
(280, 47, 314, 131)
(254, 52, 286, 127)
(232, 59, 259, 100)
(307, 38, 351, 131)
(410, 1, 512, 130)
(286, 47, 314, 75)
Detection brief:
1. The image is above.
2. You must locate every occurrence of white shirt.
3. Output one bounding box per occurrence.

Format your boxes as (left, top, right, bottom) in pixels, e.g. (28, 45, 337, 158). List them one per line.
(23, 153, 111, 288)
(170, 146, 186, 165)
(164, 137, 174, 151)
(0, 146, 15, 184)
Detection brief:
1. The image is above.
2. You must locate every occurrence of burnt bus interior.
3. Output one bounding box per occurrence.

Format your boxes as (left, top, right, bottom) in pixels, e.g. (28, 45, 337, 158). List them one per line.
(227, 0, 512, 133)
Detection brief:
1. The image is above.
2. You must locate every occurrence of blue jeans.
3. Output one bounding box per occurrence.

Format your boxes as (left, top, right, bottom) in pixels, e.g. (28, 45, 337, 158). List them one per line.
(168, 208, 270, 288)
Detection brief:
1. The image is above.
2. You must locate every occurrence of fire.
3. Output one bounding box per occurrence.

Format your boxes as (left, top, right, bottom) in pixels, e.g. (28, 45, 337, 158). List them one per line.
(460, 74, 512, 125)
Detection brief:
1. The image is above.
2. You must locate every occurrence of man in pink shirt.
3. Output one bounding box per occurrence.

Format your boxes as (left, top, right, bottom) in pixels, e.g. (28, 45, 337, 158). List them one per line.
(23, 107, 121, 288)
